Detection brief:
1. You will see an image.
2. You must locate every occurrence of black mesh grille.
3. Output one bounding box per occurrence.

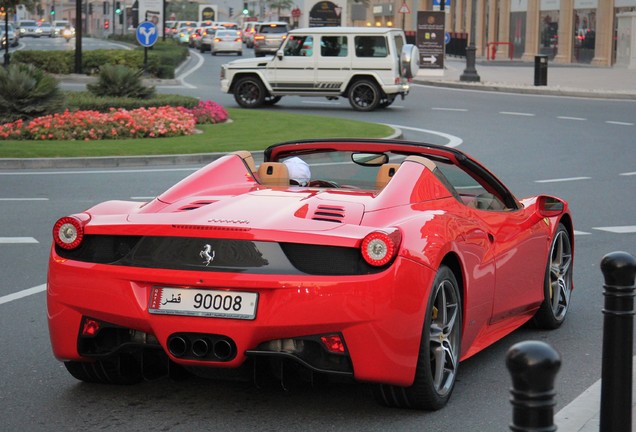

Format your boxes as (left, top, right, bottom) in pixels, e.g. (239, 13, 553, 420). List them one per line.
(280, 243, 385, 275)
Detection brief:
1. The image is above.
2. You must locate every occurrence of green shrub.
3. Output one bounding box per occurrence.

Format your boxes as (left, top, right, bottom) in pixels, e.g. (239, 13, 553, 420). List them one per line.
(0, 64, 65, 123)
(63, 91, 199, 112)
(11, 51, 74, 74)
(87, 64, 156, 99)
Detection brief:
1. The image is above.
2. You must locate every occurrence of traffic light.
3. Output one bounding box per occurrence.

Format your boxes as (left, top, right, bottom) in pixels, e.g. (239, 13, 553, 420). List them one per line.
(104, 19, 110, 29)
(242, 2, 248, 15)
(115, 2, 121, 14)
(229, 7, 233, 17)
(50, 5, 55, 15)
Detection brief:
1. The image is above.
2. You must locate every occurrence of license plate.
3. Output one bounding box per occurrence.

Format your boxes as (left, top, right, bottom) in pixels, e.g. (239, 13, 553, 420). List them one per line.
(149, 287, 258, 320)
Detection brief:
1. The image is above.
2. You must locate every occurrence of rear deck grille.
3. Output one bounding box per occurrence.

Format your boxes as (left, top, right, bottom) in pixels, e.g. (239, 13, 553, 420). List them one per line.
(311, 205, 345, 223)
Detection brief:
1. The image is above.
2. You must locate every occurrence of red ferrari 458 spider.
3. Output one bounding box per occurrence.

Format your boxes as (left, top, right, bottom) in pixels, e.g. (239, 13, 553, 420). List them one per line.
(48, 139, 574, 410)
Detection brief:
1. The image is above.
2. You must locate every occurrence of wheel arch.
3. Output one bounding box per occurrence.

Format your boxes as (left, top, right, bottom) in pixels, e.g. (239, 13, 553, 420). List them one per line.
(344, 74, 385, 97)
(440, 252, 465, 310)
(228, 72, 271, 93)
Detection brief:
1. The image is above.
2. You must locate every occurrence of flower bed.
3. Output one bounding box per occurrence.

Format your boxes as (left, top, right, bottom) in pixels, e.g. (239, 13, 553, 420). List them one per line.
(0, 101, 228, 141)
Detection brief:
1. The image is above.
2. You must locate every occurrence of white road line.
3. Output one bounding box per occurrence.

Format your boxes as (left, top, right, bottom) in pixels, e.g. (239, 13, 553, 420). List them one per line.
(535, 177, 591, 183)
(499, 111, 535, 116)
(0, 168, 198, 176)
(593, 226, 636, 234)
(0, 237, 39, 244)
(130, 196, 156, 200)
(606, 121, 634, 126)
(557, 116, 586, 121)
(0, 284, 46, 306)
(0, 198, 49, 201)
(620, 172, 636, 176)
(431, 107, 468, 112)
(384, 125, 463, 148)
(574, 231, 591, 236)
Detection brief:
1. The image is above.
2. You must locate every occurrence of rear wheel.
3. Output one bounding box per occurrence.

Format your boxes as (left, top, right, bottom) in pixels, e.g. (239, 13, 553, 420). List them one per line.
(234, 77, 266, 108)
(348, 79, 381, 111)
(374, 265, 461, 410)
(532, 223, 573, 329)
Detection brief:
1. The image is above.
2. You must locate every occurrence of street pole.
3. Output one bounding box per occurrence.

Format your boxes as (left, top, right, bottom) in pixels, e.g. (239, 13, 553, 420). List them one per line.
(460, 0, 480, 82)
(3, 9, 10, 67)
(75, 0, 83, 73)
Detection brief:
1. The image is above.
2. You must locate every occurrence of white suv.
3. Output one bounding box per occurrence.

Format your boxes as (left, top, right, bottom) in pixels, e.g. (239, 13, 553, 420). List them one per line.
(220, 26, 419, 111)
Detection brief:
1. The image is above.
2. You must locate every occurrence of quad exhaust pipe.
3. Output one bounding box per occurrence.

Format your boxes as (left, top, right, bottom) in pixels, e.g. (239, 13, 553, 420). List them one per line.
(167, 333, 236, 361)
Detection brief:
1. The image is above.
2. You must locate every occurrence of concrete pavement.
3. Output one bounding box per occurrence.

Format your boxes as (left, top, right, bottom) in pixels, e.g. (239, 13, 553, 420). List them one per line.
(413, 57, 636, 100)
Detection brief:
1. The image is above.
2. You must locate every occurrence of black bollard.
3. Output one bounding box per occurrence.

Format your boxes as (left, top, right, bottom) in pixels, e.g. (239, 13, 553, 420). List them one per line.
(600, 251, 636, 432)
(506, 341, 561, 432)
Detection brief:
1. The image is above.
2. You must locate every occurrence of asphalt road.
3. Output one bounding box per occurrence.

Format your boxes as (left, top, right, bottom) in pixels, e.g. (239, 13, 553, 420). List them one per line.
(1, 37, 635, 431)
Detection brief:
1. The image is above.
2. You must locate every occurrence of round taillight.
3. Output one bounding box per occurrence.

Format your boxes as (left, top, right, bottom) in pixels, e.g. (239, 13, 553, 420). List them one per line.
(361, 231, 400, 266)
(53, 216, 86, 250)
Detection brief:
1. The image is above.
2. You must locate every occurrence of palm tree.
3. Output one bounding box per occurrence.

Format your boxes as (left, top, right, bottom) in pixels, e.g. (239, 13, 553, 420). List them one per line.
(267, 0, 293, 20)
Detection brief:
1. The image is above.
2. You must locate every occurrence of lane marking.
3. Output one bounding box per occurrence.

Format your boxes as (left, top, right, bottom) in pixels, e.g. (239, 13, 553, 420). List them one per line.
(574, 231, 591, 236)
(0, 284, 46, 306)
(499, 111, 535, 116)
(535, 177, 591, 183)
(130, 196, 156, 200)
(620, 172, 636, 176)
(0, 198, 49, 201)
(0, 167, 198, 176)
(384, 124, 463, 148)
(432, 107, 468, 112)
(593, 226, 636, 234)
(606, 121, 634, 126)
(557, 116, 586, 121)
(0, 237, 39, 244)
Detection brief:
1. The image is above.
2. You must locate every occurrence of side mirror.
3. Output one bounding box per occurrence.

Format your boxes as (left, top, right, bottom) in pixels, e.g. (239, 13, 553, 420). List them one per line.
(276, 50, 284, 60)
(537, 195, 565, 218)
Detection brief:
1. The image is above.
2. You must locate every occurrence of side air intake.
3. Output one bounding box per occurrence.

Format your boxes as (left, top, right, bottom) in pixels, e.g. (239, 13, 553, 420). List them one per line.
(311, 205, 345, 223)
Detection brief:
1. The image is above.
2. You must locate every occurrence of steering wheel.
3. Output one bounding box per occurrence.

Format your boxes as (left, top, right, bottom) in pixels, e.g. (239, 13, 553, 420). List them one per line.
(308, 179, 340, 188)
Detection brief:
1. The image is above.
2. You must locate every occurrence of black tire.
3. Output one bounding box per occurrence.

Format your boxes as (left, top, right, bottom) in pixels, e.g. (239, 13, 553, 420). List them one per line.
(374, 265, 462, 410)
(378, 95, 396, 108)
(348, 79, 381, 112)
(233, 76, 266, 108)
(64, 354, 143, 385)
(532, 223, 573, 329)
(264, 95, 282, 105)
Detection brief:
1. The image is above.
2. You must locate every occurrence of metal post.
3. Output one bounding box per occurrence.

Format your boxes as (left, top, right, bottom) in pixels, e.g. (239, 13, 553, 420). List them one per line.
(75, 0, 83, 73)
(506, 341, 561, 432)
(3, 9, 9, 67)
(600, 251, 636, 432)
(460, 0, 480, 82)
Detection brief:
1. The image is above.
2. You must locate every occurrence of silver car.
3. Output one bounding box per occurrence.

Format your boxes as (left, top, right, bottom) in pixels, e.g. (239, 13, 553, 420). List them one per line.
(17, 20, 42, 38)
(211, 30, 242, 56)
(253, 22, 288, 57)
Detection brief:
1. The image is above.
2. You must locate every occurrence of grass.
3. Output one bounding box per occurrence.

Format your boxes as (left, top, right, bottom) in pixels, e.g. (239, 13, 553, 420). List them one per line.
(0, 109, 394, 158)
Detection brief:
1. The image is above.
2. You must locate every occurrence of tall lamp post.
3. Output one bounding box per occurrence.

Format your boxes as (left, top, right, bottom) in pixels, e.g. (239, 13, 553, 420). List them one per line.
(460, 0, 480, 82)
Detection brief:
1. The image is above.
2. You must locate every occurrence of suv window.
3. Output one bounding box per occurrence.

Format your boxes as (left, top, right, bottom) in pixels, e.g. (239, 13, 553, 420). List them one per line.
(284, 35, 313, 56)
(259, 24, 288, 34)
(320, 36, 348, 57)
(354, 36, 388, 57)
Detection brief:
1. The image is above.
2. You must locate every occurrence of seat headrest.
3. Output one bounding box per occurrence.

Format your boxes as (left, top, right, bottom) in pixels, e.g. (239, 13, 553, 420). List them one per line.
(257, 162, 289, 187)
(375, 163, 400, 189)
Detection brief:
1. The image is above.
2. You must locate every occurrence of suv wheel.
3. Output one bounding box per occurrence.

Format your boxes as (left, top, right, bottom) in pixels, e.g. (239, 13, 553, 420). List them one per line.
(348, 79, 381, 112)
(234, 76, 266, 108)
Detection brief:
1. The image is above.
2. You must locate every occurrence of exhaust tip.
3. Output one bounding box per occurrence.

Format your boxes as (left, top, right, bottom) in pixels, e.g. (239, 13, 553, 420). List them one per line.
(213, 339, 235, 361)
(192, 338, 210, 358)
(168, 336, 188, 357)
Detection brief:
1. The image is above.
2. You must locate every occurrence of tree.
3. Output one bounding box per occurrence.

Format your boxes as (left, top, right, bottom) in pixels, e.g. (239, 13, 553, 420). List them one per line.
(267, 0, 293, 20)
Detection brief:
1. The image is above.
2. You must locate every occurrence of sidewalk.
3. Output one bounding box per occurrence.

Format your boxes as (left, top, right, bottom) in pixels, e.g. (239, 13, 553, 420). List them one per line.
(413, 57, 636, 100)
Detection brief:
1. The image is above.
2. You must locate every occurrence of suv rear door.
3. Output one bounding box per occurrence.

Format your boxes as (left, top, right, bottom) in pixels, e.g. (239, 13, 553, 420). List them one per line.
(315, 34, 352, 92)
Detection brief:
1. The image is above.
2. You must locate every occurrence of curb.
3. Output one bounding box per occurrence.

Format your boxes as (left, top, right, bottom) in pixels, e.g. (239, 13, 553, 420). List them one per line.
(0, 128, 404, 170)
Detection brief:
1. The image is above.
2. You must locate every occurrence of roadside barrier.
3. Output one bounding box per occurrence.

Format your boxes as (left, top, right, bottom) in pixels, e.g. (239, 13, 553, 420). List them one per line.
(599, 251, 635, 432)
(507, 251, 635, 431)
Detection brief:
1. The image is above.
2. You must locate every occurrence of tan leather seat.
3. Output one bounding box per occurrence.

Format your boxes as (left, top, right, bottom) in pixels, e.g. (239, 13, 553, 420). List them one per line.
(257, 162, 289, 187)
(375, 163, 400, 189)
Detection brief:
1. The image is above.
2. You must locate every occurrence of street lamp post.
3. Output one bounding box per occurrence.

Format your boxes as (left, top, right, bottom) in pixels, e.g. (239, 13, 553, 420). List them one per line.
(460, 0, 480, 82)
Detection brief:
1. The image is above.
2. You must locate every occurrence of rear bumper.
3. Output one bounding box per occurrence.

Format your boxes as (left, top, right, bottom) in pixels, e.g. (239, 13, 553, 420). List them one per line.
(47, 249, 434, 386)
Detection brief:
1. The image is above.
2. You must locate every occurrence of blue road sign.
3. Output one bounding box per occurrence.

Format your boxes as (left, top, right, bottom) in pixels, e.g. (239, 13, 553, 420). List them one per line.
(136, 21, 158, 47)
(445, 32, 451, 45)
(433, 0, 451, 6)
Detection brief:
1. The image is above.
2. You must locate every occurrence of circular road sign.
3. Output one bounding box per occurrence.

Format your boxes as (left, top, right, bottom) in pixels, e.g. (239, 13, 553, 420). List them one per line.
(444, 32, 451, 45)
(136, 21, 158, 47)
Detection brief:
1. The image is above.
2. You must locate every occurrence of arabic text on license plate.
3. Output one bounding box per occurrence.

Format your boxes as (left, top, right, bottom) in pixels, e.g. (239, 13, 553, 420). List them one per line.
(149, 287, 258, 320)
